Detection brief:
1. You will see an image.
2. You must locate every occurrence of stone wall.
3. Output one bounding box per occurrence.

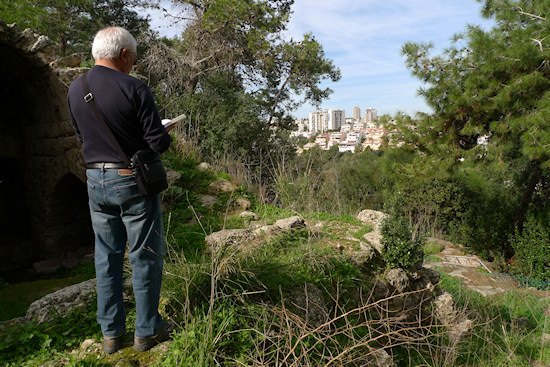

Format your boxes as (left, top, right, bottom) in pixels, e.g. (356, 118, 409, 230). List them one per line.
(0, 21, 92, 276)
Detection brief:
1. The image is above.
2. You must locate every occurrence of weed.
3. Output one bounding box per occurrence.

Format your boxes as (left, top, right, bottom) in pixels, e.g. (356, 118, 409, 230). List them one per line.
(424, 240, 445, 256)
(350, 225, 373, 240)
(0, 306, 99, 365)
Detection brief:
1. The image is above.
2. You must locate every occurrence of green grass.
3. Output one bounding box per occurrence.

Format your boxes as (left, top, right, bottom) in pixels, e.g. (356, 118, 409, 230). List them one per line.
(6, 152, 550, 366)
(424, 240, 446, 256)
(436, 271, 550, 366)
(0, 263, 95, 321)
(0, 305, 100, 366)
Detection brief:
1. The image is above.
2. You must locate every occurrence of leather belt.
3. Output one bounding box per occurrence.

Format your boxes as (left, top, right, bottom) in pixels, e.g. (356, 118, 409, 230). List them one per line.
(87, 163, 130, 169)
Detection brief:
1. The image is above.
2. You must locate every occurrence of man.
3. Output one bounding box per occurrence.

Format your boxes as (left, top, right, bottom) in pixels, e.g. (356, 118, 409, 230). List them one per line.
(67, 27, 174, 354)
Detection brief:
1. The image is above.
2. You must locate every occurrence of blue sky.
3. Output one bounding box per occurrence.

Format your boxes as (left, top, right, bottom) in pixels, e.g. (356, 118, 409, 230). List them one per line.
(146, 0, 494, 119)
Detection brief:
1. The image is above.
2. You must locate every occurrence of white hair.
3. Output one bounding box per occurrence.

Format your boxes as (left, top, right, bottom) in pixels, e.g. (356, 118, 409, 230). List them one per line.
(92, 27, 137, 60)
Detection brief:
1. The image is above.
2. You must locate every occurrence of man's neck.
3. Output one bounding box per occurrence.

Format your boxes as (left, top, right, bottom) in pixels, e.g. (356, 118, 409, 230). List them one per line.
(95, 58, 127, 74)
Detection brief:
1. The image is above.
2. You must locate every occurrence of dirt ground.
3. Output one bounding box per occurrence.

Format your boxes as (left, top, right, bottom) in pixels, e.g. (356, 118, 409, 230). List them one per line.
(424, 238, 550, 298)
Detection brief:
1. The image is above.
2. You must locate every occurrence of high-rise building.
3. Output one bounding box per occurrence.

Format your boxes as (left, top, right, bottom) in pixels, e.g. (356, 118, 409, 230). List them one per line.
(363, 108, 378, 122)
(353, 106, 361, 121)
(308, 109, 345, 133)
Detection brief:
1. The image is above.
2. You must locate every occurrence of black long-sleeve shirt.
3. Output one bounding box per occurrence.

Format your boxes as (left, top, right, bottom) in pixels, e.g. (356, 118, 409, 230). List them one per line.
(67, 65, 171, 164)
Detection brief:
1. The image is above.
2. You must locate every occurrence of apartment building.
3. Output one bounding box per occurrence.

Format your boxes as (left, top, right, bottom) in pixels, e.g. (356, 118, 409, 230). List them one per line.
(353, 106, 361, 121)
(308, 109, 345, 134)
(362, 108, 378, 123)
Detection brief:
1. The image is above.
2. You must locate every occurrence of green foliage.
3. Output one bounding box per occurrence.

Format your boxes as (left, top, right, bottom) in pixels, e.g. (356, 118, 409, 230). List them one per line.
(0, 0, 151, 55)
(423, 240, 445, 256)
(380, 195, 425, 270)
(273, 147, 390, 216)
(437, 271, 550, 365)
(178, 71, 286, 164)
(400, 0, 550, 247)
(509, 216, 550, 283)
(0, 306, 99, 365)
(0, 269, 95, 321)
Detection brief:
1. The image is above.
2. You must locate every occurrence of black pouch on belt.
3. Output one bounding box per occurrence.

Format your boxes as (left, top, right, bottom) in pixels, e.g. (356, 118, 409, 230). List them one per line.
(131, 150, 168, 196)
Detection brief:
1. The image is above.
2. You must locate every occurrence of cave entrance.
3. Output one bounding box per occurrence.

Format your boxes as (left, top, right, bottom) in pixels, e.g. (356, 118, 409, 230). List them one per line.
(0, 157, 33, 279)
(0, 29, 93, 282)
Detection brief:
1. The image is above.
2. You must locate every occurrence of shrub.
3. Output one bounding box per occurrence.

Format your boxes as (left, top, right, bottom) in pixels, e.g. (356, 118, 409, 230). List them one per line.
(380, 195, 425, 270)
(509, 215, 550, 283)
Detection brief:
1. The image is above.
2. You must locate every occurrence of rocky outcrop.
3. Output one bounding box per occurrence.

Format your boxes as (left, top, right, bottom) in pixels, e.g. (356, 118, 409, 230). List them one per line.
(204, 215, 307, 256)
(207, 179, 238, 195)
(25, 279, 96, 324)
(356, 209, 387, 253)
(434, 291, 473, 343)
(253, 216, 306, 237)
(371, 266, 441, 318)
(285, 283, 329, 327)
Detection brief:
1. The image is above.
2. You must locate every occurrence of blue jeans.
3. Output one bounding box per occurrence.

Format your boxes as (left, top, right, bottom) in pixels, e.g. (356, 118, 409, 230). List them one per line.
(86, 168, 166, 338)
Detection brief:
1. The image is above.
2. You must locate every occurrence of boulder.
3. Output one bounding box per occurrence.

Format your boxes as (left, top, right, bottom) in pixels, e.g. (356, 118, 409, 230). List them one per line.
(166, 167, 181, 186)
(26, 279, 96, 324)
(50, 54, 82, 68)
(239, 211, 259, 220)
(434, 291, 473, 343)
(350, 242, 378, 268)
(275, 216, 306, 231)
(357, 209, 387, 253)
(207, 179, 238, 195)
(199, 194, 218, 208)
(197, 162, 211, 171)
(385, 268, 410, 293)
(285, 283, 329, 327)
(357, 209, 387, 228)
(205, 228, 257, 252)
(254, 216, 306, 237)
(235, 197, 252, 210)
(434, 291, 459, 325)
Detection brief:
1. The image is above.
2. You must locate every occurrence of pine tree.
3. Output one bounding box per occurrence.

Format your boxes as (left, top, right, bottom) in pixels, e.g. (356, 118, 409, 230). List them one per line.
(399, 0, 550, 231)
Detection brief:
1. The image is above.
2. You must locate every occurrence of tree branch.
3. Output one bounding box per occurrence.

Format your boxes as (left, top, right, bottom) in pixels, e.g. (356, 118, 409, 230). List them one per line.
(514, 7, 546, 21)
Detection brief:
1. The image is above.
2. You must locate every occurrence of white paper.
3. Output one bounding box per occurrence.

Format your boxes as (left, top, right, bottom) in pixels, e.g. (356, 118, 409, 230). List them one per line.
(162, 113, 186, 128)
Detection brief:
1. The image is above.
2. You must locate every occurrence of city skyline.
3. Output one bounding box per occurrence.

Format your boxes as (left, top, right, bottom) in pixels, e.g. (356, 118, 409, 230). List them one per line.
(145, 1, 494, 120)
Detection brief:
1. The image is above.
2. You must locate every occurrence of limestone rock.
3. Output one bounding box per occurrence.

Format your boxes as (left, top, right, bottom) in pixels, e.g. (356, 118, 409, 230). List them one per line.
(253, 216, 306, 237)
(449, 319, 474, 342)
(205, 228, 257, 252)
(434, 291, 473, 343)
(207, 179, 238, 195)
(285, 283, 328, 327)
(368, 348, 395, 367)
(386, 268, 410, 293)
(166, 167, 181, 186)
(114, 358, 139, 367)
(199, 194, 218, 208)
(357, 209, 387, 228)
(197, 162, 211, 171)
(350, 242, 378, 268)
(51, 54, 82, 68)
(56, 67, 89, 85)
(26, 279, 96, 324)
(275, 216, 306, 230)
(235, 197, 252, 210)
(239, 211, 258, 220)
(434, 292, 459, 325)
(357, 209, 387, 254)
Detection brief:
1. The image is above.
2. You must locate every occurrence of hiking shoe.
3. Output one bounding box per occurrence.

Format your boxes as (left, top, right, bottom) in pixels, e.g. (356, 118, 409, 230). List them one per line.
(103, 334, 124, 354)
(133, 320, 175, 352)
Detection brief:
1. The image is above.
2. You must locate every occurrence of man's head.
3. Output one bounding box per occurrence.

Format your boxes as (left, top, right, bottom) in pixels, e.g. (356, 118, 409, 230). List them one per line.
(92, 27, 137, 74)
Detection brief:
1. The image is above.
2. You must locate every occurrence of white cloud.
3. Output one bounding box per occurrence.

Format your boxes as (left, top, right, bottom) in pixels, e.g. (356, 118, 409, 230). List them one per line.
(287, 0, 493, 118)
